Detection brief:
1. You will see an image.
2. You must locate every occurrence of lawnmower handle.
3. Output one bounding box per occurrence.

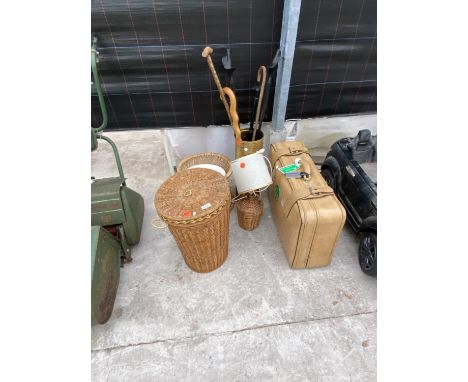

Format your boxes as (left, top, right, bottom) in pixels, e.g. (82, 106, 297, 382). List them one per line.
(91, 40, 108, 133)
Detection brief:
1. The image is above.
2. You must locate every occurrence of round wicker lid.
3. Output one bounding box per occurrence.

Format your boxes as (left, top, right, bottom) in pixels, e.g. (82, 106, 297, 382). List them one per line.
(155, 168, 230, 223)
(177, 152, 232, 178)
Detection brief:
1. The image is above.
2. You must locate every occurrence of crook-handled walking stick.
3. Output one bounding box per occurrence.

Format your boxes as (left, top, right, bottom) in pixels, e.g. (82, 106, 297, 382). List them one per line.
(252, 66, 267, 141)
(258, 49, 281, 134)
(222, 87, 242, 145)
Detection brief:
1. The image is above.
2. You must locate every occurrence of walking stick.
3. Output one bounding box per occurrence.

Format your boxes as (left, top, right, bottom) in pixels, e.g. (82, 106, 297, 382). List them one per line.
(202, 46, 232, 124)
(252, 66, 267, 141)
(249, 85, 260, 133)
(222, 87, 242, 144)
(258, 49, 281, 133)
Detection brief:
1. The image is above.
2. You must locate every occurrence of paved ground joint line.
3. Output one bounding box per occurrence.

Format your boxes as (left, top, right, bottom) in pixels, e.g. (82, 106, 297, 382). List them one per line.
(92, 309, 376, 353)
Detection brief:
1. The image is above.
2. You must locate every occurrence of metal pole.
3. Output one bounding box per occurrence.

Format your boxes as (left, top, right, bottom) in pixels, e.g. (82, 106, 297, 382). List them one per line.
(162, 130, 176, 175)
(271, 0, 302, 133)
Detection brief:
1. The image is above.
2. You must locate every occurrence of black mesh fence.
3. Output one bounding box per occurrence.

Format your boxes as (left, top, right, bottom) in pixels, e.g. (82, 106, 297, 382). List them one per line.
(91, 0, 376, 130)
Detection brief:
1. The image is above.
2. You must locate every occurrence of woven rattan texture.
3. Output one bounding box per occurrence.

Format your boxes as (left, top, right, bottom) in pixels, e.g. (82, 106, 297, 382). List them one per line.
(155, 168, 231, 272)
(167, 199, 230, 272)
(177, 152, 232, 178)
(177, 152, 235, 202)
(235, 130, 264, 159)
(237, 193, 263, 231)
(155, 168, 229, 223)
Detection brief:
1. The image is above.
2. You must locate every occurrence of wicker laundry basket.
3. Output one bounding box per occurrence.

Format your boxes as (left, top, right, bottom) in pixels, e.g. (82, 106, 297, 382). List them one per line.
(177, 152, 235, 201)
(235, 129, 264, 159)
(155, 168, 231, 273)
(237, 193, 263, 231)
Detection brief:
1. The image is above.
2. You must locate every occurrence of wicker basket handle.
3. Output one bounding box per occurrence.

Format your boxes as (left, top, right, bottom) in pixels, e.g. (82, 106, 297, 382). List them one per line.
(151, 218, 168, 229)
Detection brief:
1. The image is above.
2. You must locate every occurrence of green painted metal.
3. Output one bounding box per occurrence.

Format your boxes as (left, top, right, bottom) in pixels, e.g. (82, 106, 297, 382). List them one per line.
(90, 37, 145, 325)
(90, 177, 144, 324)
(121, 186, 145, 245)
(91, 37, 108, 134)
(91, 177, 145, 245)
(91, 177, 126, 227)
(120, 186, 145, 245)
(117, 225, 132, 263)
(91, 129, 98, 151)
(91, 226, 121, 325)
(98, 135, 125, 180)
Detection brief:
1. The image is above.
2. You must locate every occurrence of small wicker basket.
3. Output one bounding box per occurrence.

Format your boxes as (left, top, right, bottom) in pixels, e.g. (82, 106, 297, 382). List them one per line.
(235, 129, 264, 159)
(237, 193, 263, 231)
(155, 168, 231, 273)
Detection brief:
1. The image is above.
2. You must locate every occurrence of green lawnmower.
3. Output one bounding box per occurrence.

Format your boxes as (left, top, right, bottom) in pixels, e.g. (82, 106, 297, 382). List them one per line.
(91, 37, 144, 325)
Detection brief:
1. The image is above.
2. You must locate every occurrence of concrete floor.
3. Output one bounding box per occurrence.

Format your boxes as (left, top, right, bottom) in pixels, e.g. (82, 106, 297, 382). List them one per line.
(91, 129, 377, 382)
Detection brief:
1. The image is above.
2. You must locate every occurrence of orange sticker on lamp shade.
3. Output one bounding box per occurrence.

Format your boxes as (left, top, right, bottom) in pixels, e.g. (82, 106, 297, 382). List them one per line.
(240, 162, 246, 168)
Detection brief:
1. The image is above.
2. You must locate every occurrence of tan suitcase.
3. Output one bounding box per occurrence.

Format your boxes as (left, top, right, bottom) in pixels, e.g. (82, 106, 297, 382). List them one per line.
(269, 141, 346, 268)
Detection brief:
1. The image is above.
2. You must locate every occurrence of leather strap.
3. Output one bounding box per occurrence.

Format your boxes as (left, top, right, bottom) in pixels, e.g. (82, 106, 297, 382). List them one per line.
(283, 184, 334, 216)
(271, 142, 334, 216)
(270, 146, 309, 168)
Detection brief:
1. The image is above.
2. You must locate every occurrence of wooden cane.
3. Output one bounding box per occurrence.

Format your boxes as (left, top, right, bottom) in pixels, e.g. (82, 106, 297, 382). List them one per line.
(202, 46, 232, 124)
(222, 87, 242, 144)
(252, 66, 267, 141)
